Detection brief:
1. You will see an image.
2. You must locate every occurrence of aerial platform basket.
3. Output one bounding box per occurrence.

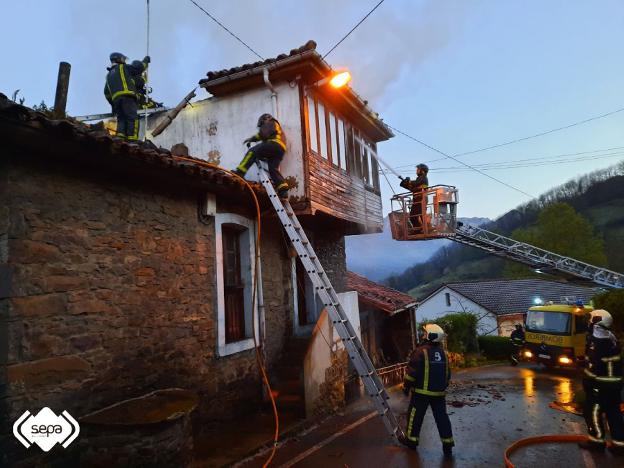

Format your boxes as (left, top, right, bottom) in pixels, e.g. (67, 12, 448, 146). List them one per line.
(389, 185, 459, 241)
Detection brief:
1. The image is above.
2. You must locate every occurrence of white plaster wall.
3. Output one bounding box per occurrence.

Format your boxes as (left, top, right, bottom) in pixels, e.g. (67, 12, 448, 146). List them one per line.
(149, 82, 305, 198)
(303, 291, 361, 416)
(414, 287, 498, 336)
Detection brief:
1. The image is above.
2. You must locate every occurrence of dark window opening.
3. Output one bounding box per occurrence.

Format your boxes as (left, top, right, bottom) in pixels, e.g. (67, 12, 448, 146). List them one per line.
(223, 225, 246, 343)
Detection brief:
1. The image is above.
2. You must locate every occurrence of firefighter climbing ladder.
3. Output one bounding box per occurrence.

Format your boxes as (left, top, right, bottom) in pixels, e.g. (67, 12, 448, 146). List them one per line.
(256, 163, 402, 439)
(453, 223, 624, 289)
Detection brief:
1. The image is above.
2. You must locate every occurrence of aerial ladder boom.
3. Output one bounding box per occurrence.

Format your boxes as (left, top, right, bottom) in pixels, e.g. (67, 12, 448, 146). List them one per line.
(389, 186, 623, 289)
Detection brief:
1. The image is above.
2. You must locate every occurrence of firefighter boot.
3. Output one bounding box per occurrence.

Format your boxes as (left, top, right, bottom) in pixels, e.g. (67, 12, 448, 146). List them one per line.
(443, 443, 453, 458)
(397, 434, 418, 450)
(578, 440, 605, 452)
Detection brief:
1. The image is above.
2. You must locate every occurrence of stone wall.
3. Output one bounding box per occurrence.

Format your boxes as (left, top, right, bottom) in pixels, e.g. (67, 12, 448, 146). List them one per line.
(0, 156, 292, 462)
(314, 232, 347, 293)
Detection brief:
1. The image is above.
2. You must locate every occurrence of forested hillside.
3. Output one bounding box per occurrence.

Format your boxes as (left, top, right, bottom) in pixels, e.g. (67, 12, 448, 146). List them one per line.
(385, 162, 624, 298)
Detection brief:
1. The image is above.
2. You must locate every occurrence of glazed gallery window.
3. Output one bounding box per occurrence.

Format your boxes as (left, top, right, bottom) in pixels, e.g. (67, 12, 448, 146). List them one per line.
(306, 93, 380, 190)
(216, 214, 258, 356)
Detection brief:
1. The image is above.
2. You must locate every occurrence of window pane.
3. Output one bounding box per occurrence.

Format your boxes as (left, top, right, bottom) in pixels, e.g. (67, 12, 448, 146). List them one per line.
(223, 226, 245, 343)
(345, 125, 354, 173)
(362, 145, 370, 184)
(318, 102, 328, 159)
(353, 130, 362, 177)
(329, 112, 338, 166)
(371, 146, 380, 190)
(337, 119, 346, 169)
(307, 96, 318, 153)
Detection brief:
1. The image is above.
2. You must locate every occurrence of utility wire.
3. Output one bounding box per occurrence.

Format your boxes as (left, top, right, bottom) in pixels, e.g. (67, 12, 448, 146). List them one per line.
(423, 106, 624, 164)
(322, 0, 386, 60)
(187, 0, 265, 60)
(387, 124, 535, 199)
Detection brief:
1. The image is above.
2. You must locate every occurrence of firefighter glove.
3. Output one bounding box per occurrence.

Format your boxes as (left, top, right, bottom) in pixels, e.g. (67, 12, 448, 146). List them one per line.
(143, 55, 151, 64)
(243, 137, 254, 147)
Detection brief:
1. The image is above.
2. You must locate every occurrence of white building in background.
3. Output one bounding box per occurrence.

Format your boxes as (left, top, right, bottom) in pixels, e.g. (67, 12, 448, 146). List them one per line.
(415, 279, 601, 336)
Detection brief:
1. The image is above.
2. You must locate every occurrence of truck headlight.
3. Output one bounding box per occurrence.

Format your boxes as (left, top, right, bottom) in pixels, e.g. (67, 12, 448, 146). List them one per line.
(523, 350, 533, 358)
(558, 356, 572, 365)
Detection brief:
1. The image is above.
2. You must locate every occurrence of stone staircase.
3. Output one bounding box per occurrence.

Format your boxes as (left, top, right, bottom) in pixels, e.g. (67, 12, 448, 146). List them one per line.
(272, 337, 308, 418)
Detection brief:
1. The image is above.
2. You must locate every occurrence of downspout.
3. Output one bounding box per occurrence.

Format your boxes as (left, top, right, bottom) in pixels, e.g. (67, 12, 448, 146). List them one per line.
(263, 67, 278, 118)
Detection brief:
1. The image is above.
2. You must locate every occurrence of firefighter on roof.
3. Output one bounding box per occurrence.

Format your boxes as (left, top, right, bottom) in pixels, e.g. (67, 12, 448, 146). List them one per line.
(399, 163, 429, 230)
(578, 309, 624, 454)
(399, 323, 454, 457)
(234, 113, 289, 199)
(104, 52, 150, 141)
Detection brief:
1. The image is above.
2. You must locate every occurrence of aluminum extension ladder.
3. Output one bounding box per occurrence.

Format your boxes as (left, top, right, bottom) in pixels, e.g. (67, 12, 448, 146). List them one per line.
(256, 163, 402, 440)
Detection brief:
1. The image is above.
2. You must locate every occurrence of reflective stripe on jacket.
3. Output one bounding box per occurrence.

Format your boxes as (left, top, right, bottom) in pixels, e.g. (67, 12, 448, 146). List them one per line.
(104, 61, 147, 104)
(248, 119, 287, 151)
(404, 342, 450, 396)
(584, 328, 622, 385)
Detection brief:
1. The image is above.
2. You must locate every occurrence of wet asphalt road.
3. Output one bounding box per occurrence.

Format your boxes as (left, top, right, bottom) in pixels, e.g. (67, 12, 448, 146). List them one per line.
(240, 364, 623, 468)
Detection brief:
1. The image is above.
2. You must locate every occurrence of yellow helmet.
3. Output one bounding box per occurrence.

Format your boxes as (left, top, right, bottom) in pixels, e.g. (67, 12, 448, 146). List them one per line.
(423, 323, 445, 343)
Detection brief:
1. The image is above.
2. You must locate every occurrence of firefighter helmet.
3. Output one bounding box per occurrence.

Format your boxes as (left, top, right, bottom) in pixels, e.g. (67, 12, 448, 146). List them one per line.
(109, 52, 127, 64)
(416, 163, 429, 173)
(515, 324, 523, 331)
(590, 309, 613, 329)
(257, 113, 273, 127)
(423, 323, 445, 343)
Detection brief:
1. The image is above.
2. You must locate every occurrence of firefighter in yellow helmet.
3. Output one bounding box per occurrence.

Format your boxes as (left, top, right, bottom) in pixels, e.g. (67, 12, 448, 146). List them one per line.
(399, 323, 454, 457)
(578, 309, 624, 454)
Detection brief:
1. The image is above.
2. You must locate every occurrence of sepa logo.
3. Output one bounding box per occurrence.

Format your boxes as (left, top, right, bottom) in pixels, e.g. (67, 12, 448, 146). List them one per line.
(13, 407, 80, 452)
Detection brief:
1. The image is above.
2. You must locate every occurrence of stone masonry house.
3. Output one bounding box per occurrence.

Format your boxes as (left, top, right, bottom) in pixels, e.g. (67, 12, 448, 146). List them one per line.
(415, 279, 601, 336)
(1, 41, 393, 464)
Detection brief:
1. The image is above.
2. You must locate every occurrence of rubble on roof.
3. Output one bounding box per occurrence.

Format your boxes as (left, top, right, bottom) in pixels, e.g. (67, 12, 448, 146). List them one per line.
(347, 271, 417, 315)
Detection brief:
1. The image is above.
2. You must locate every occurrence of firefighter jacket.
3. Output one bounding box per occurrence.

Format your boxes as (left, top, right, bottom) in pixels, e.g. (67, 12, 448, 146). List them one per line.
(104, 61, 148, 104)
(584, 326, 622, 388)
(510, 329, 525, 346)
(247, 119, 287, 151)
(404, 342, 451, 396)
(400, 175, 429, 193)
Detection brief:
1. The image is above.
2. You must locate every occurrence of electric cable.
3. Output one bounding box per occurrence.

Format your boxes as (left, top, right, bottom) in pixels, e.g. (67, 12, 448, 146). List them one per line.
(187, 0, 265, 60)
(322, 0, 386, 60)
(387, 124, 535, 199)
(422, 106, 624, 165)
(172, 156, 279, 467)
(143, 0, 150, 141)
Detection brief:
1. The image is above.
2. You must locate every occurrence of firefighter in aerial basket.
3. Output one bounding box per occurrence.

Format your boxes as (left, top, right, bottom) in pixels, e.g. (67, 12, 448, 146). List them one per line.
(399, 163, 429, 231)
(399, 323, 454, 457)
(578, 309, 624, 454)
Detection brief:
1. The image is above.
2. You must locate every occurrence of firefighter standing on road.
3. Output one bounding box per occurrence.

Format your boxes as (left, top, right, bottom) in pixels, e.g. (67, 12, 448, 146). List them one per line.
(578, 309, 624, 454)
(399, 163, 429, 231)
(104, 53, 150, 141)
(234, 113, 289, 199)
(399, 323, 454, 457)
(510, 324, 525, 366)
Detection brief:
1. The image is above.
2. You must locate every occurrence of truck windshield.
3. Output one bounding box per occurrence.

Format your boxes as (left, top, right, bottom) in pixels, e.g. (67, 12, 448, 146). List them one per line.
(526, 310, 571, 335)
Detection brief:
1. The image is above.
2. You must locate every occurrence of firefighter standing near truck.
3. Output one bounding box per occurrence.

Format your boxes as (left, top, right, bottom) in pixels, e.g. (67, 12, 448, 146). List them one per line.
(399, 323, 454, 457)
(234, 113, 289, 199)
(400, 163, 429, 230)
(510, 324, 525, 366)
(578, 309, 624, 454)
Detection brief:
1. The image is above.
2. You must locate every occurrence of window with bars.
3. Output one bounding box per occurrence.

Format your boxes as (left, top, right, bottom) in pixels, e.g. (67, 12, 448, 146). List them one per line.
(305, 93, 380, 190)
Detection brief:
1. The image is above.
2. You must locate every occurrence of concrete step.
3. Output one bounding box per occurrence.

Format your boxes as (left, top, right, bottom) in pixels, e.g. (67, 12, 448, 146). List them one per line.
(275, 364, 303, 380)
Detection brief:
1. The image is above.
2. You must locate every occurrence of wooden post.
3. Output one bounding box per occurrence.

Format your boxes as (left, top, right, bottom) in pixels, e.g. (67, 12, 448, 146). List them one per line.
(53, 62, 71, 119)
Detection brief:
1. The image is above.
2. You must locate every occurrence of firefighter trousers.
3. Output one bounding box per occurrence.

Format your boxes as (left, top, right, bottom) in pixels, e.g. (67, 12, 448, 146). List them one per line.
(583, 381, 624, 446)
(113, 96, 139, 141)
(406, 393, 454, 446)
(409, 194, 424, 229)
(236, 141, 288, 193)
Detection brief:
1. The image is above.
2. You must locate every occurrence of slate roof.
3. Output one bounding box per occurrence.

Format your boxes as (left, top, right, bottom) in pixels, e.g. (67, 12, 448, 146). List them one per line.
(0, 93, 249, 193)
(424, 279, 603, 316)
(347, 272, 417, 316)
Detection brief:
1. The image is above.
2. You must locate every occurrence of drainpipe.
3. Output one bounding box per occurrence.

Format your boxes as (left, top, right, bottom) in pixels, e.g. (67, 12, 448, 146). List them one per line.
(263, 67, 278, 118)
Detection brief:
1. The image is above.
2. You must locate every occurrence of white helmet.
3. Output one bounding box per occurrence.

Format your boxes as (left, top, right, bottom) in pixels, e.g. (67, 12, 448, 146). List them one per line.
(423, 324, 445, 343)
(590, 309, 613, 329)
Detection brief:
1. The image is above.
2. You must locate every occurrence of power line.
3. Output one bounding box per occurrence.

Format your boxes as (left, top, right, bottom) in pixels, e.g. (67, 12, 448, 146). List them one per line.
(387, 124, 535, 199)
(388, 146, 624, 172)
(422, 106, 624, 164)
(187, 0, 265, 60)
(322, 0, 386, 60)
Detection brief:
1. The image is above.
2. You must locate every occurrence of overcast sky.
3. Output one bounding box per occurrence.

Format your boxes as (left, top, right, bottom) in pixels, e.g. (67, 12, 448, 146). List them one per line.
(2, 0, 624, 219)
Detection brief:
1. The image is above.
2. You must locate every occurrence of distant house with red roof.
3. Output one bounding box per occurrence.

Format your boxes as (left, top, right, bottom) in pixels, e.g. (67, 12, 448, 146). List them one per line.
(347, 272, 417, 366)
